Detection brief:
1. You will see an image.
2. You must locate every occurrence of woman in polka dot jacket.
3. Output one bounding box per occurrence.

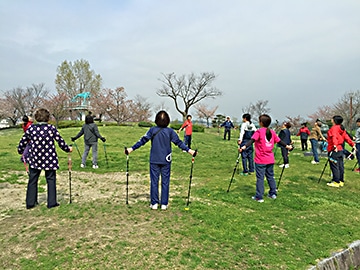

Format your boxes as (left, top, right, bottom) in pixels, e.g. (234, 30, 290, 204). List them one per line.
(18, 108, 72, 209)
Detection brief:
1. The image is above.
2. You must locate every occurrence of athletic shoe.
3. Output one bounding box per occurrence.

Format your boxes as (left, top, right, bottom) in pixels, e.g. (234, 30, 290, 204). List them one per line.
(279, 164, 289, 168)
(339, 182, 344, 187)
(80, 164, 85, 168)
(311, 160, 319, 165)
(267, 194, 277, 199)
(161, 205, 168, 210)
(354, 168, 360, 172)
(251, 196, 264, 203)
(150, 203, 158, 210)
(327, 182, 340, 188)
(240, 172, 249, 176)
(92, 164, 99, 169)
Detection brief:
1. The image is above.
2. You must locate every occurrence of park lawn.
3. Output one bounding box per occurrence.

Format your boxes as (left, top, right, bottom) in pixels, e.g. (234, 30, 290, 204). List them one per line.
(1, 125, 360, 269)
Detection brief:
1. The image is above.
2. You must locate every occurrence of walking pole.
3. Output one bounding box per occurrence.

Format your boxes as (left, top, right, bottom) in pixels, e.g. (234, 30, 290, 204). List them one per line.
(318, 158, 330, 184)
(185, 150, 197, 210)
(103, 142, 109, 167)
(276, 164, 286, 190)
(68, 150, 72, 204)
(227, 152, 241, 192)
(73, 141, 82, 159)
(124, 147, 129, 204)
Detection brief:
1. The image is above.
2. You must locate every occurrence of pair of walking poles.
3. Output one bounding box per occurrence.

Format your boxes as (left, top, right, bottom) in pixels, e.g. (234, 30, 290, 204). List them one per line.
(72, 141, 109, 167)
(124, 147, 197, 208)
(227, 151, 286, 192)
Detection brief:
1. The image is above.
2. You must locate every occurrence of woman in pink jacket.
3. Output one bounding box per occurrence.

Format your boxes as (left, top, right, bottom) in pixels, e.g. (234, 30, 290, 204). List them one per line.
(240, 114, 292, 202)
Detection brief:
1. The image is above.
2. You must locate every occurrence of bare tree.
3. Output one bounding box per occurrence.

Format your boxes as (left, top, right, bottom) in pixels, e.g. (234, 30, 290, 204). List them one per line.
(333, 90, 360, 130)
(43, 93, 70, 128)
(157, 72, 222, 120)
(3, 87, 28, 125)
(194, 103, 218, 127)
(243, 100, 271, 120)
(94, 87, 133, 125)
(55, 59, 102, 99)
(308, 105, 335, 123)
(154, 101, 169, 114)
(26, 83, 49, 115)
(132, 95, 152, 122)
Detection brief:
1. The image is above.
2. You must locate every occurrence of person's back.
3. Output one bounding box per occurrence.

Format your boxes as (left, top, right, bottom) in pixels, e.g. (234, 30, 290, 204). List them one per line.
(253, 127, 279, 164)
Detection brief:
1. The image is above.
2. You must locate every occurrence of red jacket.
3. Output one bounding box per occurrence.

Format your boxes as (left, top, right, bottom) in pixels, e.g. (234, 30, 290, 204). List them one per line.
(180, 120, 193, 136)
(327, 125, 354, 152)
(22, 121, 33, 132)
(296, 127, 310, 137)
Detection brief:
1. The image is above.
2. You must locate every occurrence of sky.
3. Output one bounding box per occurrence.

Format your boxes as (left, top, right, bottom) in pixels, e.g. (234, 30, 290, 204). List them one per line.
(1, 0, 360, 122)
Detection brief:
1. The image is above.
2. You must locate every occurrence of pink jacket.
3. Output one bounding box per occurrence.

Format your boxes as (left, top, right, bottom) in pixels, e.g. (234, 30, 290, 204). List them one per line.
(252, 127, 280, 164)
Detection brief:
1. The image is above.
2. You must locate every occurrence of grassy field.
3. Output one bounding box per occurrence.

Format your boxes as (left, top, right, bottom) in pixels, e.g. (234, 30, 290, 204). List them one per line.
(1, 125, 360, 269)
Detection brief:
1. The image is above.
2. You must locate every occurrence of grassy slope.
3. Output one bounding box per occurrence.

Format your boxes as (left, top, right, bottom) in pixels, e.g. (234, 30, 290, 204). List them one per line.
(1, 126, 360, 269)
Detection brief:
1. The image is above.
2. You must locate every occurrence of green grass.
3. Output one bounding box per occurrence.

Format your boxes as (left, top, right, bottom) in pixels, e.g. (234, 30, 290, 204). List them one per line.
(1, 125, 360, 269)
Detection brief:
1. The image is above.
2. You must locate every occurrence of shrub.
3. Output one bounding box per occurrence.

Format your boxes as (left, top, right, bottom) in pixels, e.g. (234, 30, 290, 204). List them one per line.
(138, 121, 154, 127)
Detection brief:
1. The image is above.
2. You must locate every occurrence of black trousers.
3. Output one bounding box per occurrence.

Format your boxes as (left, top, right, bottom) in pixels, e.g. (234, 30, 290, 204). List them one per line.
(27, 168, 57, 208)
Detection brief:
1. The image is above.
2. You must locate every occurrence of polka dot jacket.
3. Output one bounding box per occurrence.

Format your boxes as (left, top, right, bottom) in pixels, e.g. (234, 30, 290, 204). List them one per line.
(18, 123, 71, 170)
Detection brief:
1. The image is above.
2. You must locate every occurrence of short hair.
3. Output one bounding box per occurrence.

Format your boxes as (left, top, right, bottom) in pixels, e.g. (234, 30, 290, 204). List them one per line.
(155, 110, 170, 127)
(34, 108, 50, 122)
(333, 115, 343, 125)
(242, 113, 251, 121)
(186, 115, 192, 119)
(284, 122, 292, 129)
(85, 115, 94, 124)
(356, 118, 360, 123)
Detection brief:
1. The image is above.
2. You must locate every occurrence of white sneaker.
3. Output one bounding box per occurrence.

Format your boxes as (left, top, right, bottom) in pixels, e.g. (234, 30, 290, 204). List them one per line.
(92, 164, 99, 169)
(311, 160, 319, 164)
(150, 203, 158, 210)
(279, 164, 289, 168)
(161, 205, 168, 210)
(80, 164, 85, 168)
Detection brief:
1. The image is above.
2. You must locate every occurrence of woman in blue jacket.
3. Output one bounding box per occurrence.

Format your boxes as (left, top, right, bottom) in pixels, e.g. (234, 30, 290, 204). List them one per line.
(278, 122, 292, 168)
(125, 111, 196, 210)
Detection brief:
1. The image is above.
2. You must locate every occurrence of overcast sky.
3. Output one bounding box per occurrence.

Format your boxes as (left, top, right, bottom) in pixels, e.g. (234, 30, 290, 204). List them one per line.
(1, 0, 360, 122)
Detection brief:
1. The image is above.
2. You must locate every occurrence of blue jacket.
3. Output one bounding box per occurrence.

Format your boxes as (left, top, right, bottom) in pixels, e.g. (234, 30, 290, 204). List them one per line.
(132, 126, 189, 164)
(220, 120, 234, 130)
(278, 128, 291, 146)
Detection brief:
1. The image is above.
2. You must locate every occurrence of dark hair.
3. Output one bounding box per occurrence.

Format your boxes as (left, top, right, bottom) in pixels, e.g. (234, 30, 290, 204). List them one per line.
(35, 108, 50, 122)
(259, 114, 272, 141)
(284, 122, 292, 129)
(333, 115, 345, 130)
(155, 110, 170, 127)
(85, 115, 94, 124)
(356, 118, 360, 123)
(301, 122, 307, 127)
(22, 115, 29, 123)
(242, 113, 251, 123)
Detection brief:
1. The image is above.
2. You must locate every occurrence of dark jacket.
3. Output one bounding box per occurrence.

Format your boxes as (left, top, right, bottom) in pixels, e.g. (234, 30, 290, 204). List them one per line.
(73, 123, 104, 144)
(132, 126, 189, 164)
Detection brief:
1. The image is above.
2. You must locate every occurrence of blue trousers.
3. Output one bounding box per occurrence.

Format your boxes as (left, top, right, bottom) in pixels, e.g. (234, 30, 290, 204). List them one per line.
(329, 151, 344, 183)
(310, 139, 319, 162)
(254, 163, 277, 200)
(28, 168, 57, 208)
(240, 142, 254, 173)
(149, 163, 171, 206)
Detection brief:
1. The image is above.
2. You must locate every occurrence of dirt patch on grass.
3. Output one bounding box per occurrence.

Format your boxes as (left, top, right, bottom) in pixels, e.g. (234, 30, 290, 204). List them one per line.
(0, 170, 151, 212)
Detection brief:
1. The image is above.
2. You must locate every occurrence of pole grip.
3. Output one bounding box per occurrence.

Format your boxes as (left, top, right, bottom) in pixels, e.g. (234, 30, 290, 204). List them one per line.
(124, 146, 129, 155)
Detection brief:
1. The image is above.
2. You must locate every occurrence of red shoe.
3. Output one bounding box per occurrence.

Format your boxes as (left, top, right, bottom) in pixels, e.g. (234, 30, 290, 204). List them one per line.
(354, 168, 360, 172)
